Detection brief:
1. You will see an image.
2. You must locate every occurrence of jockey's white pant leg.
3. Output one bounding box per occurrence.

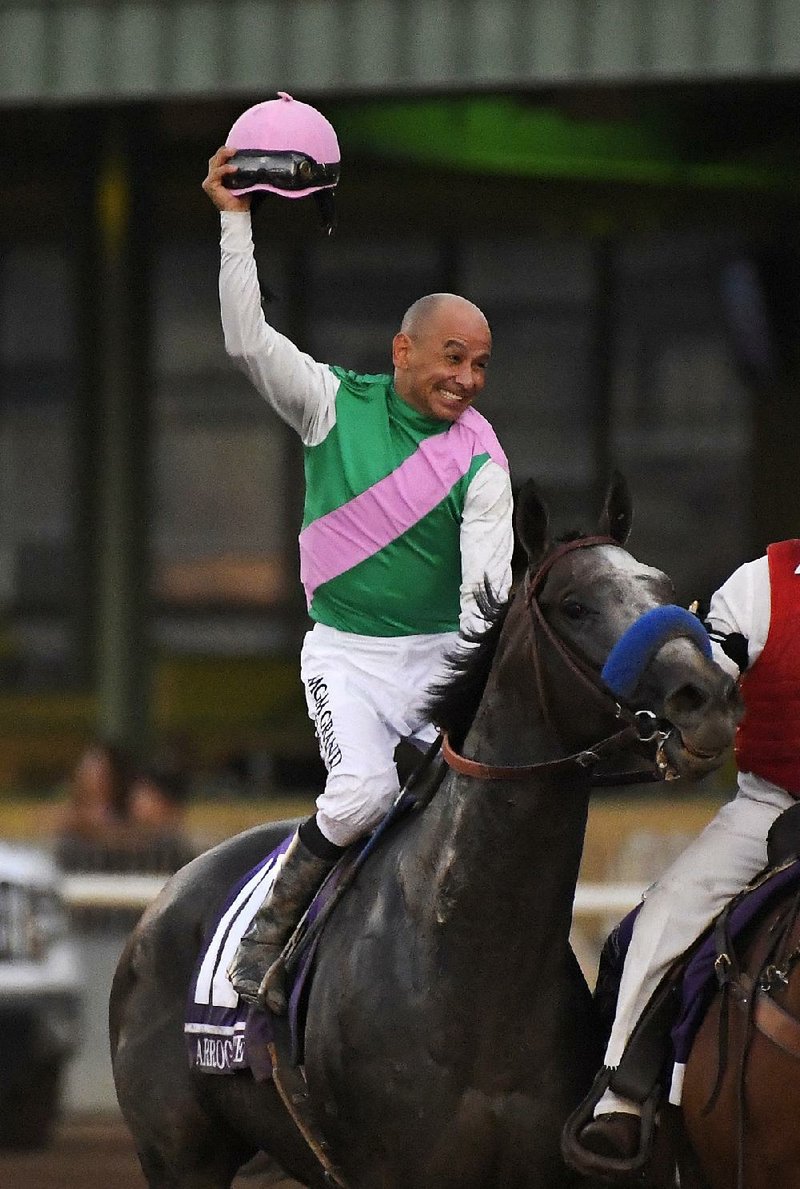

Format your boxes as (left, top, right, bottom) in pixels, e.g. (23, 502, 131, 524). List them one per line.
(603, 779, 794, 1073)
(300, 625, 458, 848)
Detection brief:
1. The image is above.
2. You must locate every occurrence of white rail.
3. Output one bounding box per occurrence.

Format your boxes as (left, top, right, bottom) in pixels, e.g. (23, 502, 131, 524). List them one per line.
(62, 872, 168, 910)
(60, 873, 646, 916)
(574, 882, 646, 915)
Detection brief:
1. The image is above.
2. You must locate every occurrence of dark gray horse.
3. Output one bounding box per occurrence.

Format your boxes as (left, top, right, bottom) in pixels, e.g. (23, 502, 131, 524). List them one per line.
(110, 477, 741, 1188)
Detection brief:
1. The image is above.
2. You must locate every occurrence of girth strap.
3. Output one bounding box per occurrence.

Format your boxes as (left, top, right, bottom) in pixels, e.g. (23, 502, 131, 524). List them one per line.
(702, 902, 739, 1115)
(267, 1013, 349, 1188)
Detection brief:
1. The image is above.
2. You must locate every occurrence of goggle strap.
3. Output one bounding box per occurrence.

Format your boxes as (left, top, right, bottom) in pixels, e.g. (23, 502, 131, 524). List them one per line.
(313, 189, 337, 236)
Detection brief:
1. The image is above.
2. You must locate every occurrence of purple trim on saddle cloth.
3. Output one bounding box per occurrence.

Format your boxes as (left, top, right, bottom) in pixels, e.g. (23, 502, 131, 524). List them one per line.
(184, 837, 344, 1079)
(299, 407, 508, 605)
(184, 833, 293, 1076)
(602, 860, 800, 1077)
(671, 859, 800, 1064)
(238, 924, 329, 1083)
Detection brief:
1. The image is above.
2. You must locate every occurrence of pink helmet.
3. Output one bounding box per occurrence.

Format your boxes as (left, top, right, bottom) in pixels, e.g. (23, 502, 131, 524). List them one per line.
(225, 92, 340, 200)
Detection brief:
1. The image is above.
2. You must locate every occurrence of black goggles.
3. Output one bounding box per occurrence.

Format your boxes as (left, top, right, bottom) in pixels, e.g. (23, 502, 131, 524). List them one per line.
(223, 150, 340, 192)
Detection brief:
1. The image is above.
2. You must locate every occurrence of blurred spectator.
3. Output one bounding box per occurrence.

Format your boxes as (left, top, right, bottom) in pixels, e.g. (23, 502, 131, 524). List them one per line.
(127, 759, 196, 872)
(56, 740, 133, 847)
(129, 763, 189, 830)
(54, 739, 196, 877)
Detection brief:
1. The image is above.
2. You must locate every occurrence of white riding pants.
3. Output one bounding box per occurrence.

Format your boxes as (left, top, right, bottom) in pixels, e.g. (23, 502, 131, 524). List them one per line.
(299, 623, 459, 848)
(599, 774, 794, 1113)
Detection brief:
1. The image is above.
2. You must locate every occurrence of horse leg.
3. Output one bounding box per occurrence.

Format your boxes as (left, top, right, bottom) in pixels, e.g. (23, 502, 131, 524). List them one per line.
(111, 933, 257, 1189)
(134, 1127, 250, 1189)
(112, 929, 324, 1189)
(116, 1030, 256, 1189)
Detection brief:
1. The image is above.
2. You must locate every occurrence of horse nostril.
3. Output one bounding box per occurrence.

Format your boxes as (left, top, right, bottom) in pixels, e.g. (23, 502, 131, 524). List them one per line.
(665, 683, 708, 718)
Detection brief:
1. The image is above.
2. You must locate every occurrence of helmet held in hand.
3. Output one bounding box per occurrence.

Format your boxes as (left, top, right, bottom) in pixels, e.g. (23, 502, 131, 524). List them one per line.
(224, 92, 340, 233)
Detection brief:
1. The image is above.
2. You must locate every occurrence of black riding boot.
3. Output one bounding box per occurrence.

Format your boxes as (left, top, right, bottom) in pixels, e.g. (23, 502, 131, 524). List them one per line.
(228, 830, 337, 1013)
(578, 1111, 642, 1160)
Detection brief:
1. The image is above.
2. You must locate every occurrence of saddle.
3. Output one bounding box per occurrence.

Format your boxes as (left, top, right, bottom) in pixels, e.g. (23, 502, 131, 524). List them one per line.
(562, 801, 800, 1181)
(186, 741, 445, 1075)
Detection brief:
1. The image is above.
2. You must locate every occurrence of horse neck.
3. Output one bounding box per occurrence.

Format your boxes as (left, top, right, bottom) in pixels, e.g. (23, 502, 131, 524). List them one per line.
(408, 600, 594, 985)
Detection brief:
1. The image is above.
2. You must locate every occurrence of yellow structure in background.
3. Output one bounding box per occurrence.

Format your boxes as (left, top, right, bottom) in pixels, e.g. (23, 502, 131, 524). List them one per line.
(0, 655, 306, 793)
(0, 782, 733, 882)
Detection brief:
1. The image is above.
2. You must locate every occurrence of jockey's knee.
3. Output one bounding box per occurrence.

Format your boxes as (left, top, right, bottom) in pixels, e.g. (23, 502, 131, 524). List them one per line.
(315, 766, 400, 848)
(626, 874, 720, 976)
(641, 870, 721, 925)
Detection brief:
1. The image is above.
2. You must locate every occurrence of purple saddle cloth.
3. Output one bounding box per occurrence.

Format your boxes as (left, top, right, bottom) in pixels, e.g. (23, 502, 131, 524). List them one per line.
(183, 785, 419, 1079)
(600, 858, 800, 1069)
(184, 831, 347, 1080)
(672, 858, 800, 1063)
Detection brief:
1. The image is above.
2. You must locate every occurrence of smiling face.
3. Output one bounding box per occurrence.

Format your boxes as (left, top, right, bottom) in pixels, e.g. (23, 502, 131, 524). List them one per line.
(392, 295, 492, 423)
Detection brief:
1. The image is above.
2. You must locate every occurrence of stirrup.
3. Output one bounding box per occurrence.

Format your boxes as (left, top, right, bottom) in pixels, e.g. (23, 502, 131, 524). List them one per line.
(258, 952, 289, 1014)
(228, 938, 282, 1008)
(255, 893, 320, 1014)
(561, 1068, 660, 1182)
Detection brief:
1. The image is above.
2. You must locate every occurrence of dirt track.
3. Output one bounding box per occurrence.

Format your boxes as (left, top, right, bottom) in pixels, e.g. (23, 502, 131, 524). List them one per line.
(0, 1113, 303, 1189)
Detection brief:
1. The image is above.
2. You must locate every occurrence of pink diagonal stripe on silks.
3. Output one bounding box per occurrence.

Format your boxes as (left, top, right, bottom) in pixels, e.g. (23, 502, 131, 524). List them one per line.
(299, 407, 507, 606)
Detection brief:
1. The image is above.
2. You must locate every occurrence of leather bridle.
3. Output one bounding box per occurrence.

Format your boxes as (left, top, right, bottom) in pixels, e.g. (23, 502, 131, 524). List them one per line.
(442, 535, 670, 783)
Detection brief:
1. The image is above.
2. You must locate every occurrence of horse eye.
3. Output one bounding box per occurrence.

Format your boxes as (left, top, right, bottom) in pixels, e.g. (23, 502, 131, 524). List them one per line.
(561, 599, 587, 621)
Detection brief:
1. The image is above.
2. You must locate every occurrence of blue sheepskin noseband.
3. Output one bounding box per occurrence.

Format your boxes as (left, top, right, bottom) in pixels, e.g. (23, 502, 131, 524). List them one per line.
(601, 605, 712, 700)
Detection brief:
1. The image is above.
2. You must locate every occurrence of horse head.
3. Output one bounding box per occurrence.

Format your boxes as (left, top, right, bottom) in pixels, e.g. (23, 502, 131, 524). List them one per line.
(514, 472, 742, 784)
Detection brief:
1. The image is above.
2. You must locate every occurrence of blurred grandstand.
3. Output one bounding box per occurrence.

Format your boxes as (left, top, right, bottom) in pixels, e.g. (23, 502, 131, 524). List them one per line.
(1, 1, 799, 795)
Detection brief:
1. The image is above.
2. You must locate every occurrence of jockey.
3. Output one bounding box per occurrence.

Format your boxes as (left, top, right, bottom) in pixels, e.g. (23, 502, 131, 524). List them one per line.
(202, 137, 514, 1014)
(580, 540, 799, 1162)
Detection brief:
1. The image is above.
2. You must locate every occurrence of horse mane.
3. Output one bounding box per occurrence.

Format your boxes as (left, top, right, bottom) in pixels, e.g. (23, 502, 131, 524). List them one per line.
(424, 582, 512, 746)
(425, 530, 589, 746)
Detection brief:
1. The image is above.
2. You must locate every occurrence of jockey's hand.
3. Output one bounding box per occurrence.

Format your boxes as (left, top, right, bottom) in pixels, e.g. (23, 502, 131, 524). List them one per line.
(203, 146, 251, 214)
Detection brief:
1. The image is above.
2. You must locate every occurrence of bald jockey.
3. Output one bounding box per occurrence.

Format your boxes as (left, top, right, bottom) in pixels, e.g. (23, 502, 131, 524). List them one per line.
(203, 148, 514, 1013)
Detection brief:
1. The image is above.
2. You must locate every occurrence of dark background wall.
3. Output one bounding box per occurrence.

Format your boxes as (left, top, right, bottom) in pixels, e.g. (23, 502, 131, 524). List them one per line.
(1, 83, 799, 787)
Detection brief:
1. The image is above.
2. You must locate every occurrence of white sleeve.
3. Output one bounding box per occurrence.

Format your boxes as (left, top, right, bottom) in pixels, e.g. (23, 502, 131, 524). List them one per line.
(459, 460, 514, 636)
(705, 555, 771, 675)
(219, 212, 337, 447)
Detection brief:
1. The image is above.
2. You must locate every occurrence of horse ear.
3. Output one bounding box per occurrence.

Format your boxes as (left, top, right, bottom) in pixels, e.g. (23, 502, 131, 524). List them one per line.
(598, 470, 633, 545)
(515, 480, 550, 565)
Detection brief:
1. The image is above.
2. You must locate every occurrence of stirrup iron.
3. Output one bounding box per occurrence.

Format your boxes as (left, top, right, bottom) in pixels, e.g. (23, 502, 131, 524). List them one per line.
(561, 1067, 660, 1182)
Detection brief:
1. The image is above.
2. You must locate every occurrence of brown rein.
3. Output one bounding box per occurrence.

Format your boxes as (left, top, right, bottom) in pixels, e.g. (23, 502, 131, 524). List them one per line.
(442, 535, 667, 784)
(441, 726, 640, 782)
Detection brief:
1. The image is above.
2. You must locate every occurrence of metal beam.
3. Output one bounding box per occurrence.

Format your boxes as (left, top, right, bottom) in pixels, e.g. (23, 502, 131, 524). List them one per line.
(2, 1, 799, 107)
(94, 109, 154, 758)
